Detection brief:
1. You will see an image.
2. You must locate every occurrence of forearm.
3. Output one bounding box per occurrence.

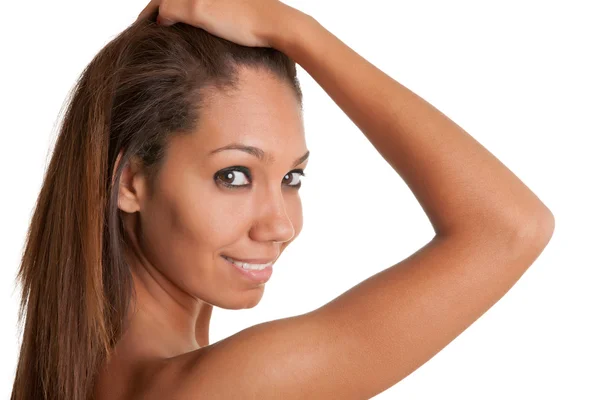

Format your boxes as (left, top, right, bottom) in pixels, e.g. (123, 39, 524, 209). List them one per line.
(270, 8, 554, 241)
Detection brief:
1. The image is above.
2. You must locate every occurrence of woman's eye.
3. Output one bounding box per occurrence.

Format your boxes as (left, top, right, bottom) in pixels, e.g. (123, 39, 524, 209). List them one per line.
(283, 170, 305, 188)
(214, 167, 251, 188)
(214, 167, 305, 190)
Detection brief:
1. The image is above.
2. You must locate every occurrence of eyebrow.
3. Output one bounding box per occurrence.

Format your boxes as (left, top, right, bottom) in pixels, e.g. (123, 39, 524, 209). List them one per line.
(209, 143, 310, 168)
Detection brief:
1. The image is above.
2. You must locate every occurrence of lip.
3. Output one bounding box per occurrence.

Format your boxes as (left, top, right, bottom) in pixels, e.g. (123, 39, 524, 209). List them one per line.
(222, 255, 277, 264)
(222, 255, 274, 284)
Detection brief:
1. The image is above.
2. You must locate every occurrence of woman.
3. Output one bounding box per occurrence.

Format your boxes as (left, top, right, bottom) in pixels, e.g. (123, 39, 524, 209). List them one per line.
(10, 1, 554, 399)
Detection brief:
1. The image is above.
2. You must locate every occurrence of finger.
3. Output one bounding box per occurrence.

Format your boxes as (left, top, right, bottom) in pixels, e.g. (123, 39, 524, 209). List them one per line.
(136, 0, 160, 22)
(157, 15, 177, 26)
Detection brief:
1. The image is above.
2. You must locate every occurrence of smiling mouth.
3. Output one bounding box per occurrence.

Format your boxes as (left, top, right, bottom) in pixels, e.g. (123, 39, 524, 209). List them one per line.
(222, 255, 275, 271)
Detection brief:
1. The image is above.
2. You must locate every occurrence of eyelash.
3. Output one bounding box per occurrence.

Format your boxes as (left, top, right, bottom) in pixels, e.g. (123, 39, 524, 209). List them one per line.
(214, 166, 306, 190)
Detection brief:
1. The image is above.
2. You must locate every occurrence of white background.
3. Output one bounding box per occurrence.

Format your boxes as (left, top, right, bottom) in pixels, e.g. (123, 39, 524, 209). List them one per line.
(1, 0, 598, 398)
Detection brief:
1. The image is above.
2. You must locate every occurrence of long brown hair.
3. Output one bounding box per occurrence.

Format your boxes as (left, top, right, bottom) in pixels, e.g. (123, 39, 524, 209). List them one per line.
(11, 11, 302, 400)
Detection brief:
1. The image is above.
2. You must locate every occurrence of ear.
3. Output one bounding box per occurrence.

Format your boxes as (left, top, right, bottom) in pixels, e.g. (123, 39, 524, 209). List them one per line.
(112, 149, 146, 213)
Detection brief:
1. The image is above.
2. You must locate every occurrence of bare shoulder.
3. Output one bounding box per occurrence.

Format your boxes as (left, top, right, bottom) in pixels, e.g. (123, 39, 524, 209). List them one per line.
(136, 313, 324, 399)
(137, 231, 550, 399)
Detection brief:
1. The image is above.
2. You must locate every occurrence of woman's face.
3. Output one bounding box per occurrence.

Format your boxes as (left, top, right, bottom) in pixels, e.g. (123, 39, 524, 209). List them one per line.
(119, 67, 308, 310)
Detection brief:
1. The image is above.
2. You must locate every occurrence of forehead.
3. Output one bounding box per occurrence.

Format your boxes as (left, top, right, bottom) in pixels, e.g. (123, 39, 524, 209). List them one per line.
(190, 67, 305, 157)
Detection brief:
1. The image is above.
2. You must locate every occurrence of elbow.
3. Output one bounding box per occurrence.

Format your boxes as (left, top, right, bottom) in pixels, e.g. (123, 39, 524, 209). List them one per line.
(436, 205, 555, 256)
(510, 206, 555, 256)
(519, 206, 555, 242)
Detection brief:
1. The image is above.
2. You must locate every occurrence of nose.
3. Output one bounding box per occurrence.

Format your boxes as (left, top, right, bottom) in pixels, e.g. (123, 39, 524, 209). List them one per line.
(249, 189, 296, 244)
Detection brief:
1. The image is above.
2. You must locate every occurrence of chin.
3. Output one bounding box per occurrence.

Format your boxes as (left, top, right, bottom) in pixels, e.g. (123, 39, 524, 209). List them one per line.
(209, 288, 265, 310)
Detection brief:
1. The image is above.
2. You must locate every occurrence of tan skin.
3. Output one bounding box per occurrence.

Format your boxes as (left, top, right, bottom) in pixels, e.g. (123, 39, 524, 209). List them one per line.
(95, 66, 307, 398)
(95, 1, 554, 399)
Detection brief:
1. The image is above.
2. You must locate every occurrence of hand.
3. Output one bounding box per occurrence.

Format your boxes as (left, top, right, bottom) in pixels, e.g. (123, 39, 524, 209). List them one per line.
(136, 0, 292, 48)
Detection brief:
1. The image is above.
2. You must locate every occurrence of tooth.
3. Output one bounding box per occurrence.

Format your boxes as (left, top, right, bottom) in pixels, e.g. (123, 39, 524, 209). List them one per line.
(225, 256, 271, 270)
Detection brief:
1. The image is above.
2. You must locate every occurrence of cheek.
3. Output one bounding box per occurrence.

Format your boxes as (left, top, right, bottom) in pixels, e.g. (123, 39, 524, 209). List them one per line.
(140, 175, 305, 273)
(138, 186, 220, 280)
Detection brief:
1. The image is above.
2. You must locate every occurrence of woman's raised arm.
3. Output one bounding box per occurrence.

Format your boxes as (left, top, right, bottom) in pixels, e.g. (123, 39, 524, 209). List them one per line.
(269, 6, 553, 241)
(139, 4, 554, 399)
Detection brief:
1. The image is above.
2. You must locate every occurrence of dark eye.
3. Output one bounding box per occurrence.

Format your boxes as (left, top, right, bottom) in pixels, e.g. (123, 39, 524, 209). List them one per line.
(283, 169, 305, 188)
(214, 167, 251, 189)
(214, 167, 306, 190)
